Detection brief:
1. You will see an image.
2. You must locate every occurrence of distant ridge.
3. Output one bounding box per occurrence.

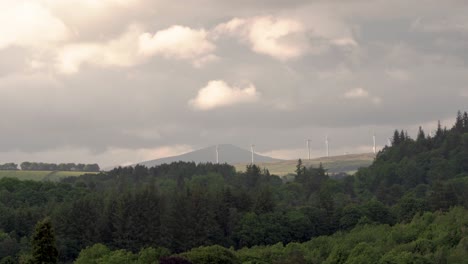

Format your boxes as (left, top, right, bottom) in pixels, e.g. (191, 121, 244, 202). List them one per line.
(135, 144, 282, 167)
(234, 152, 375, 176)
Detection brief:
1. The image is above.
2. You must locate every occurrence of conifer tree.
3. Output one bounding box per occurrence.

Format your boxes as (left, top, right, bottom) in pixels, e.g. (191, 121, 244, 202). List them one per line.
(31, 217, 58, 264)
(392, 130, 401, 145)
(455, 110, 463, 131)
(417, 126, 425, 141)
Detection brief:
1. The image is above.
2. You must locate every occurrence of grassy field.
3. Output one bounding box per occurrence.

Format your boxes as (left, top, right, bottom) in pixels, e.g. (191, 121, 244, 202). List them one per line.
(234, 153, 375, 176)
(0, 170, 97, 181)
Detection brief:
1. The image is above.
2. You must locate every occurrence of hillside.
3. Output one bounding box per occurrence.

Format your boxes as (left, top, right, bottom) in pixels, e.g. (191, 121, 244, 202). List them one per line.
(135, 144, 282, 167)
(1, 111, 467, 263)
(235, 153, 375, 175)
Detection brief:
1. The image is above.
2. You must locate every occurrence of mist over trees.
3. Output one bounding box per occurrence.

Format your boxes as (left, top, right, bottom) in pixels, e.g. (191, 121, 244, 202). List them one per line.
(0, 111, 467, 263)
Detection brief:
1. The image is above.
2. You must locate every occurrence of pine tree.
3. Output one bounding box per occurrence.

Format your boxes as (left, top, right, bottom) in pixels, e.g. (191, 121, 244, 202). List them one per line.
(436, 120, 443, 138)
(295, 159, 305, 182)
(417, 126, 425, 142)
(455, 110, 463, 131)
(400, 130, 406, 142)
(392, 130, 401, 145)
(31, 217, 58, 264)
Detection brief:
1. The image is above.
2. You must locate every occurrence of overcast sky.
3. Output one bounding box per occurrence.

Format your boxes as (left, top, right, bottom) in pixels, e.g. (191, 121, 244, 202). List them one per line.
(0, 0, 467, 167)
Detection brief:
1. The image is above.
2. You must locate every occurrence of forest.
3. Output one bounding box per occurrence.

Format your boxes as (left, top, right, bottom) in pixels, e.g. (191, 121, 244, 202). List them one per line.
(0, 111, 467, 263)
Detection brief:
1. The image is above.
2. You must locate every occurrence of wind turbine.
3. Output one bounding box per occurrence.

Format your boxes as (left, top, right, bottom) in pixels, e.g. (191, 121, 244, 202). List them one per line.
(306, 139, 311, 160)
(216, 144, 219, 164)
(251, 144, 255, 164)
(325, 135, 329, 157)
(373, 131, 376, 154)
(387, 137, 392, 146)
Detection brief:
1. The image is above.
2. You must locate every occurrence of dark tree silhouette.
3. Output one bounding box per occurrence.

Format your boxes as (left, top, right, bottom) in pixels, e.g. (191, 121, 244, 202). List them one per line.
(31, 218, 58, 264)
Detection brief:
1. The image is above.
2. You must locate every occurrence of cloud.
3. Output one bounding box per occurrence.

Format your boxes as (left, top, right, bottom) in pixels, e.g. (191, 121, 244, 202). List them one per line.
(344, 88, 369, 98)
(56, 24, 217, 73)
(189, 80, 260, 110)
(215, 16, 309, 60)
(56, 25, 143, 74)
(214, 15, 357, 60)
(344, 88, 381, 105)
(411, 16, 468, 33)
(139, 25, 215, 61)
(0, 1, 69, 49)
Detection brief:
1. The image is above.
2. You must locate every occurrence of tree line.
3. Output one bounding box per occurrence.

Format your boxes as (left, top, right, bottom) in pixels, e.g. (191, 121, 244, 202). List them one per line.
(0, 163, 19, 170)
(19, 162, 100, 172)
(0, 111, 466, 263)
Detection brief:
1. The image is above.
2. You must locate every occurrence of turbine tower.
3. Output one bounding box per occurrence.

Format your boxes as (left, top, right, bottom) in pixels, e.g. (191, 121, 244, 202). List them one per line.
(373, 132, 376, 154)
(216, 144, 219, 164)
(387, 137, 392, 146)
(325, 135, 329, 157)
(251, 144, 255, 164)
(306, 139, 311, 160)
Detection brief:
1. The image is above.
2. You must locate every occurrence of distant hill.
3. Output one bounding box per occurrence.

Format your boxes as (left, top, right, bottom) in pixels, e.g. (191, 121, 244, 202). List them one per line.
(135, 144, 282, 167)
(235, 153, 375, 176)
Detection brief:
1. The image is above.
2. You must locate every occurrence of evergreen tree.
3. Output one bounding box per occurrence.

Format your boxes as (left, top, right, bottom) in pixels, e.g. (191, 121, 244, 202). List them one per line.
(31, 218, 58, 264)
(455, 110, 463, 131)
(417, 126, 425, 141)
(392, 130, 401, 145)
(436, 120, 443, 138)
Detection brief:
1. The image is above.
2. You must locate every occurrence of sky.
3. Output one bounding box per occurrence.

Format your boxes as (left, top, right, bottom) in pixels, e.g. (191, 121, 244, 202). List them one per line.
(0, 0, 467, 168)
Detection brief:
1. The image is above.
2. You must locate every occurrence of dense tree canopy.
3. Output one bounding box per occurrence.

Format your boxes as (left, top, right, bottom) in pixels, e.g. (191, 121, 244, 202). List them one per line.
(0, 111, 466, 263)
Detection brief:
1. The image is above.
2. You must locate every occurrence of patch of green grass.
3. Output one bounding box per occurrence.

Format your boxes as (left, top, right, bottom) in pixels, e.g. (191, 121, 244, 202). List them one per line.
(0, 170, 97, 181)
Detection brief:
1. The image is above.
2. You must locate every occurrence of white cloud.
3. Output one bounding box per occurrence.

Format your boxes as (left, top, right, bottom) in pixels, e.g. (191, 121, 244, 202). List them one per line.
(44, 0, 139, 9)
(0, 1, 69, 49)
(56, 24, 217, 73)
(215, 15, 357, 60)
(189, 80, 260, 110)
(139, 25, 215, 61)
(344, 88, 369, 98)
(56, 25, 143, 74)
(215, 16, 309, 60)
(331, 38, 358, 47)
(344, 88, 381, 105)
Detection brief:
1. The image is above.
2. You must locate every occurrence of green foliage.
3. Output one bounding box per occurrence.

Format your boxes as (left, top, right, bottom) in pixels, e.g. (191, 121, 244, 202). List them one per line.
(74, 244, 111, 264)
(75, 245, 170, 264)
(234, 207, 468, 263)
(0, 256, 15, 264)
(160, 256, 193, 264)
(180, 245, 240, 264)
(31, 217, 58, 264)
(1, 111, 468, 263)
(137, 247, 171, 264)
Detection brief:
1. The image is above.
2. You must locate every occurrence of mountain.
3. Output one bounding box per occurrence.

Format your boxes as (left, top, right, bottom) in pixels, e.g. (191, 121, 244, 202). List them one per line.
(135, 144, 282, 167)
